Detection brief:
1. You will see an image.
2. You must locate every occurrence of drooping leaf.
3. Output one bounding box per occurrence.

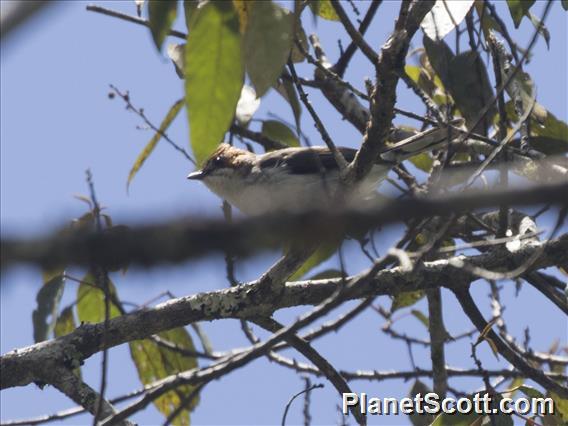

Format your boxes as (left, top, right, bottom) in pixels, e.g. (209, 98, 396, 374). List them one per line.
(185, 1, 244, 165)
(431, 408, 481, 425)
(261, 120, 299, 148)
(408, 380, 434, 426)
(76, 273, 121, 324)
(505, 102, 568, 154)
(291, 24, 309, 63)
(290, 238, 342, 281)
(273, 76, 302, 134)
(421, 0, 475, 41)
(183, 0, 198, 30)
(409, 152, 434, 172)
(483, 336, 500, 360)
(404, 65, 447, 105)
(430, 392, 513, 425)
(391, 290, 425, 312)
(550, 392, 568, 422)
(410, 309, 430, 329)
(517, 385, 545, 400)
(32, 269, 65, 342)
(129, 327, 199, 425)
(423, 36, 453, 87)
(127, 99, 184, 191)
(527, 12, 550, 49)
(54, 306, 76, 337)
(424, 38, 495, 134)
(506, 0, 536, 28)
(148, 0, 178, 51)
(235, 85, 260, 125)
(244, 1, 294, 97)
(54, 306, 82, 378)
(308, 0, 339, 21)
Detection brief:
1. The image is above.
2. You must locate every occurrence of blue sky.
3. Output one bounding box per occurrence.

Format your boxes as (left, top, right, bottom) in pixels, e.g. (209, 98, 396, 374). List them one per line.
(1, 1, 566, 425)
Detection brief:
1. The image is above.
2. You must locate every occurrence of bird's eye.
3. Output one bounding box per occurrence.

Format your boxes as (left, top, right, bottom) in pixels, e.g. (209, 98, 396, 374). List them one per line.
(213, 156, 223, 166)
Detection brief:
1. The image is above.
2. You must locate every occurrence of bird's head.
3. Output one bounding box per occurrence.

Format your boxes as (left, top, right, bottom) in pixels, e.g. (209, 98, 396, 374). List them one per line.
(187, 144, 254, 182)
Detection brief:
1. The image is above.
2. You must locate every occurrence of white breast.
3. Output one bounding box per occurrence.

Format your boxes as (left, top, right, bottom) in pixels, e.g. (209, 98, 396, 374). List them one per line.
(203, 164, 390, 215)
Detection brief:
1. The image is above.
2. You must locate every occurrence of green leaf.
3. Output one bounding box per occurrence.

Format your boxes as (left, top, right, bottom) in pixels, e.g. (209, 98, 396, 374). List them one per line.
(261, 120, 299, 147)
(308, 0, 339, 21)
(127, 99, 184, 190)
(32, 269, 65, 343)
(562, 0, 568, 11)
(404, 65, 441, 102)
(410, 309, 430, 329)
(76, 273, 121, 324)
(506, 0, 535, 28)
(432, 392, 513, 426)
(408, 380, 434, 426)
(185, 1, 244, 165)
(290, 239, 341, 281)
(273, 76, 302, 135)
(409, 152, 434, 172)
(424, 38, 495, 133)
(527, 12, 550, 49)
(291, 24, 309, 63)
(54, 306, 82, 379)
(423, 36, 453, 89)
(308, 269, 343, 280)
(391, 290, 425, 312)
(54, 306, 76, 337)
(148, 0, 178, 51)
(129, 328, 199, 425)
(505, 102, 568, 154)
(550, 392, 568, 422)
(517, 385, 545, 400)
(244, 1, 293, 97)
(183, 0, 198, 30)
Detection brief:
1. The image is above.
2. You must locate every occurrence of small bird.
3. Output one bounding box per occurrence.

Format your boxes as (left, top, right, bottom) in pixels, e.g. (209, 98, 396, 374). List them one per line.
(187, 126, 457, 215)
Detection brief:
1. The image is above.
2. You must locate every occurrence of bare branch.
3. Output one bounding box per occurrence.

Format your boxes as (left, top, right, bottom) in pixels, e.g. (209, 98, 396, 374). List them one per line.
(2, 236, 565, 391)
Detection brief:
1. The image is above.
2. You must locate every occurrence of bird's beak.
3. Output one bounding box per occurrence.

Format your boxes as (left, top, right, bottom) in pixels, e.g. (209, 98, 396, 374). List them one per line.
(187, 170, 205, 180)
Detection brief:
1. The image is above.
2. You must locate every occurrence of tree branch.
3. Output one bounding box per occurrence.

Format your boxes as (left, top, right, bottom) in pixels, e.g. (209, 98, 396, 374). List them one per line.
(452, 285, 568, 398)
(3, 236, 566, 390)
(349, 0, 435, 182)
(2, 182, 566, 269)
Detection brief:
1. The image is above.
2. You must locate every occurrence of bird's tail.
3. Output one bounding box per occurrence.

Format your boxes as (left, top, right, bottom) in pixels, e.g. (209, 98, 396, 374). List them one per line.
(379, 119, 465, 163)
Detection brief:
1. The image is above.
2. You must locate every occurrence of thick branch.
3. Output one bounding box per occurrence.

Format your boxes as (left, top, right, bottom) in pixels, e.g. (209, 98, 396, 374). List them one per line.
(2, 182, 566, 269)
(2, 237, 566, 390)
(42, 368, 133, 426)
(349, 1, 435, 182)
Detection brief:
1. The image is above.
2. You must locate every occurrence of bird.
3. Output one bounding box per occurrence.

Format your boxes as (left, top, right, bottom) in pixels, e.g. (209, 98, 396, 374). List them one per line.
(187, 125, 458, 216)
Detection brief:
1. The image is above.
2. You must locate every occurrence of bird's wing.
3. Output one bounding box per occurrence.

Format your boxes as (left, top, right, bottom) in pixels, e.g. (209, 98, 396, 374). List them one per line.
(259, 146, 357, 175)
(380, 119, 464, 163)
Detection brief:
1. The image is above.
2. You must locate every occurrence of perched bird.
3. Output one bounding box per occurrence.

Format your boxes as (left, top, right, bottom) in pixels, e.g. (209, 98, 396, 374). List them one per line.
(187, 126, 457, 215)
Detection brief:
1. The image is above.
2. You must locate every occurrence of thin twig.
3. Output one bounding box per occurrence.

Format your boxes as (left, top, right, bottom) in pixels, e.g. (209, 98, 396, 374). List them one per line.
(109, 85, 195, 164)
(86, 170, 111, 426)
(86, 4, 187, 39)
(329, 0, 378, 65)
(334, 1, 382, 76)
(281, 380, 324, 426)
